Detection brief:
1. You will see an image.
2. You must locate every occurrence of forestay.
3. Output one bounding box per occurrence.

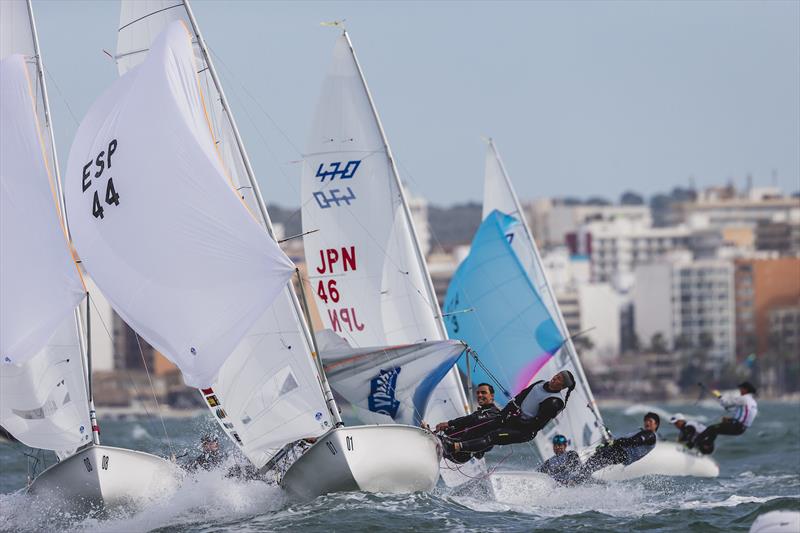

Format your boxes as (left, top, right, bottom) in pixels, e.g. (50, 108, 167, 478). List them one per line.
(0, 4, 91, 458)
(301, 33, 469, 427)
(115, 2, 333, 467)
(319, 333, 467, 425)
(479, 140, 607, 453)
(66, 21, 293, 389)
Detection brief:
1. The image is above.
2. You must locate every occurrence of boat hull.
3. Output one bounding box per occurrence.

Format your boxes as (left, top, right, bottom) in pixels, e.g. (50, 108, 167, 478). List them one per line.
(27, 444, 178, 511)
(281, 424, 441, 499)
(594, 440, 719, 481)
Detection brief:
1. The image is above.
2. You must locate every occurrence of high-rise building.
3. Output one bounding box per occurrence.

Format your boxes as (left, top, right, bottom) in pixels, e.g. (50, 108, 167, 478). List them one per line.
(734, 257, 800, 359)
(634, 253, 736, 367)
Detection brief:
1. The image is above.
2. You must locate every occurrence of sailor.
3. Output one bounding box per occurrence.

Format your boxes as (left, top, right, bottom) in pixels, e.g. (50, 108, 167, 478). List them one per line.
(669, 413, 707, 451)
(537, 434, 580, 485)
(574, 412, 660, 481)
(440, 370, 576, 458)
(693, 381, 758, 455)
(433, 383, 501, 463)
(186, 434, 224, 471)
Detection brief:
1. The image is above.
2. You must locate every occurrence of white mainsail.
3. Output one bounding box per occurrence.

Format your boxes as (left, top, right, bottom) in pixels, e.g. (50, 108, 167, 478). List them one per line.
(114, 2, 333, 468)
(0, 0, 91, 458)
(481, 139, 608, 453)
(301, 33, 470, 427)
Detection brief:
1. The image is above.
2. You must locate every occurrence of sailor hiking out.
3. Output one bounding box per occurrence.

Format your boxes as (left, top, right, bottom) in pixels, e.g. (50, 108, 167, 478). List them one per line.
(537, 434, 580, 485)
(573, 412, 660, 482)
(439, 370, 576, 458)
(694, 381, 758, 455)
(429, 383, 500, 463)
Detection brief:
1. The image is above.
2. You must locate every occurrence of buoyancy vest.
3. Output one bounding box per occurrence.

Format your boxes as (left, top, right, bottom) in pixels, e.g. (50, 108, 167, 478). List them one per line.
(519, 381, 566, 421)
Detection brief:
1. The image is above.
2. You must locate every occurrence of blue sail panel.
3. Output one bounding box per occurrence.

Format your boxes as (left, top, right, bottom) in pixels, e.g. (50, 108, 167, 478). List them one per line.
(444, 210, 565, 400)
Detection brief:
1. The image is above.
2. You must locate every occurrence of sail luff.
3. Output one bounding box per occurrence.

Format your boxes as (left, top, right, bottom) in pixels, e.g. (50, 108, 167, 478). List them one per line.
(180, 0, 340, 420)
(342, 31, 470, 414)
(486, 138, 607, 434)
(25, 0, 93, 423)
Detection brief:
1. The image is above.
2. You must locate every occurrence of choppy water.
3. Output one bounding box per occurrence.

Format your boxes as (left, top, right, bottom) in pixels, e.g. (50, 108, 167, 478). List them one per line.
(1, 401, 798, 532)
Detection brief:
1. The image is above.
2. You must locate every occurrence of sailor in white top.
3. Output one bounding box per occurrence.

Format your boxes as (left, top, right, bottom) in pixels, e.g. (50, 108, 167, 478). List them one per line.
(694, 381, 758, 455)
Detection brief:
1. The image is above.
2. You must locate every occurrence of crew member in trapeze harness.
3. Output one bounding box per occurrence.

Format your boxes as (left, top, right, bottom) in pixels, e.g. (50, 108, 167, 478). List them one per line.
(693, 381, 758, 455)
(572, 412, 660, 483)
(427, 382, 500, 463)
(537, 433, 580, 485)
(670, 413, 708, 452)
(439, 370, 576, 458)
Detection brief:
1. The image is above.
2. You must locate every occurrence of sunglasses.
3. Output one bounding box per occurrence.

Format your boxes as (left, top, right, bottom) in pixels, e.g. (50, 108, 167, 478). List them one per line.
(552, 436, 567, 445)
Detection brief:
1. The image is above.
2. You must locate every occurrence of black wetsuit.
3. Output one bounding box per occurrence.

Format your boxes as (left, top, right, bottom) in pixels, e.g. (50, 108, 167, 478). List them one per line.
(450, 382, 565, 454)
(441, 404, 500, 463)
(537, 450, 580, 484)
(576, 428, 656, 481)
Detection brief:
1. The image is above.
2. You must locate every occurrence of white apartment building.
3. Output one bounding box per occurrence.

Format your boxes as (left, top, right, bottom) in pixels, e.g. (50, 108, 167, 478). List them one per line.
(675, 187, 800, 231)
(524, 199, 651, 248)
(407, 190, 431, 257)
(575, 218, 691, 291)
(634, 253, 735, 366)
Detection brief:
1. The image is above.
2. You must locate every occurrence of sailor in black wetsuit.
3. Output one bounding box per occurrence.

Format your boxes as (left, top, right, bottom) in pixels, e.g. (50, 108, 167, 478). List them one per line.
(435, 383, 500, 463)
(440, 370, 576, 458)
(537, 434, 580, 485)
(575, 412, 660, 482)
(186, 434, 224, 471)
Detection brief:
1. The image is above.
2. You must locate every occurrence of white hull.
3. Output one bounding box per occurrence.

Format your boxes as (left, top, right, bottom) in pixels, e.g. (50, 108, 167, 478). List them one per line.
(28, 444, 178, 510)
(281, 425, 441, 499)
(594, 441, 719, 481)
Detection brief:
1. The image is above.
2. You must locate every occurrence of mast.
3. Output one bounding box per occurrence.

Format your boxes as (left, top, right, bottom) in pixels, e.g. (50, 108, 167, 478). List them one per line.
(26, 0, 100, 445)
(181, 0, 340, 418)
(295, 270, 342, 426)
(342, 30, 470, 411)
(487, 138, 606, 432)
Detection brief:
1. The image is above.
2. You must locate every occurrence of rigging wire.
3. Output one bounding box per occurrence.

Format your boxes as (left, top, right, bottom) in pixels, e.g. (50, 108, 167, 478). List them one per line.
(134, 333, 176, 460)
(87, 296, 173, 456)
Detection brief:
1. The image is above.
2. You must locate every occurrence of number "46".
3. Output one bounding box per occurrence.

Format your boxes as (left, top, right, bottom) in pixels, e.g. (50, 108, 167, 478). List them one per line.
(317, 279, 340, 304)
(92, 178, 120, 219)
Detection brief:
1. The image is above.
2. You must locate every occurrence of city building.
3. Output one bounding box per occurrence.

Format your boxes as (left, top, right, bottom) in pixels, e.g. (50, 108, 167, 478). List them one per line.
(569, 217, 692, 291)
(672, 186, 800, 231)
(634, 253, 736, 367)
(734, 257, 800, 359)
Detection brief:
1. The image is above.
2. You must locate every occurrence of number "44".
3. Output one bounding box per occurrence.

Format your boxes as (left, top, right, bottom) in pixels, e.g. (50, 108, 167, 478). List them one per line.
(92, 178, 120, 219)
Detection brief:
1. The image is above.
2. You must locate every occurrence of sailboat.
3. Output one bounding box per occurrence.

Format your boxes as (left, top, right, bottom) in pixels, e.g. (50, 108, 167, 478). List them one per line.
(445, 138, 719, 483)
(0, 0, 176, 511)
(74, 1, 442, 500)
(300, 29, 484, 486)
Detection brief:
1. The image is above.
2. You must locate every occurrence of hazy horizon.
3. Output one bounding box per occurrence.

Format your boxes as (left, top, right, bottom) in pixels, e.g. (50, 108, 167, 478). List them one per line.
(33, 0, 800, 207)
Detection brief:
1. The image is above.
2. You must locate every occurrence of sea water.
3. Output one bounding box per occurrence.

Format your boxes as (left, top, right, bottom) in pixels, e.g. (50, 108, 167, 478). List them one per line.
(1, 401, 798, 532)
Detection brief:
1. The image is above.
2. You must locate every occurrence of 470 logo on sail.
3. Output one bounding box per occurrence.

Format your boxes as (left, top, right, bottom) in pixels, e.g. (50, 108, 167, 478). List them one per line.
(313, 159, 360, 209)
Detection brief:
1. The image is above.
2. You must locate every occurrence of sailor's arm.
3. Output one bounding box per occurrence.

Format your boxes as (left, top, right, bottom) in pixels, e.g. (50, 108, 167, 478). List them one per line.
(719, 393, 747, 408)
(615, 430, 656, 448)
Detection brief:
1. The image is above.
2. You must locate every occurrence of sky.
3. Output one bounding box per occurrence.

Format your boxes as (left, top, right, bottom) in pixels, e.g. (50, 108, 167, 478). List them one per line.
(33, 0, 800, 207)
